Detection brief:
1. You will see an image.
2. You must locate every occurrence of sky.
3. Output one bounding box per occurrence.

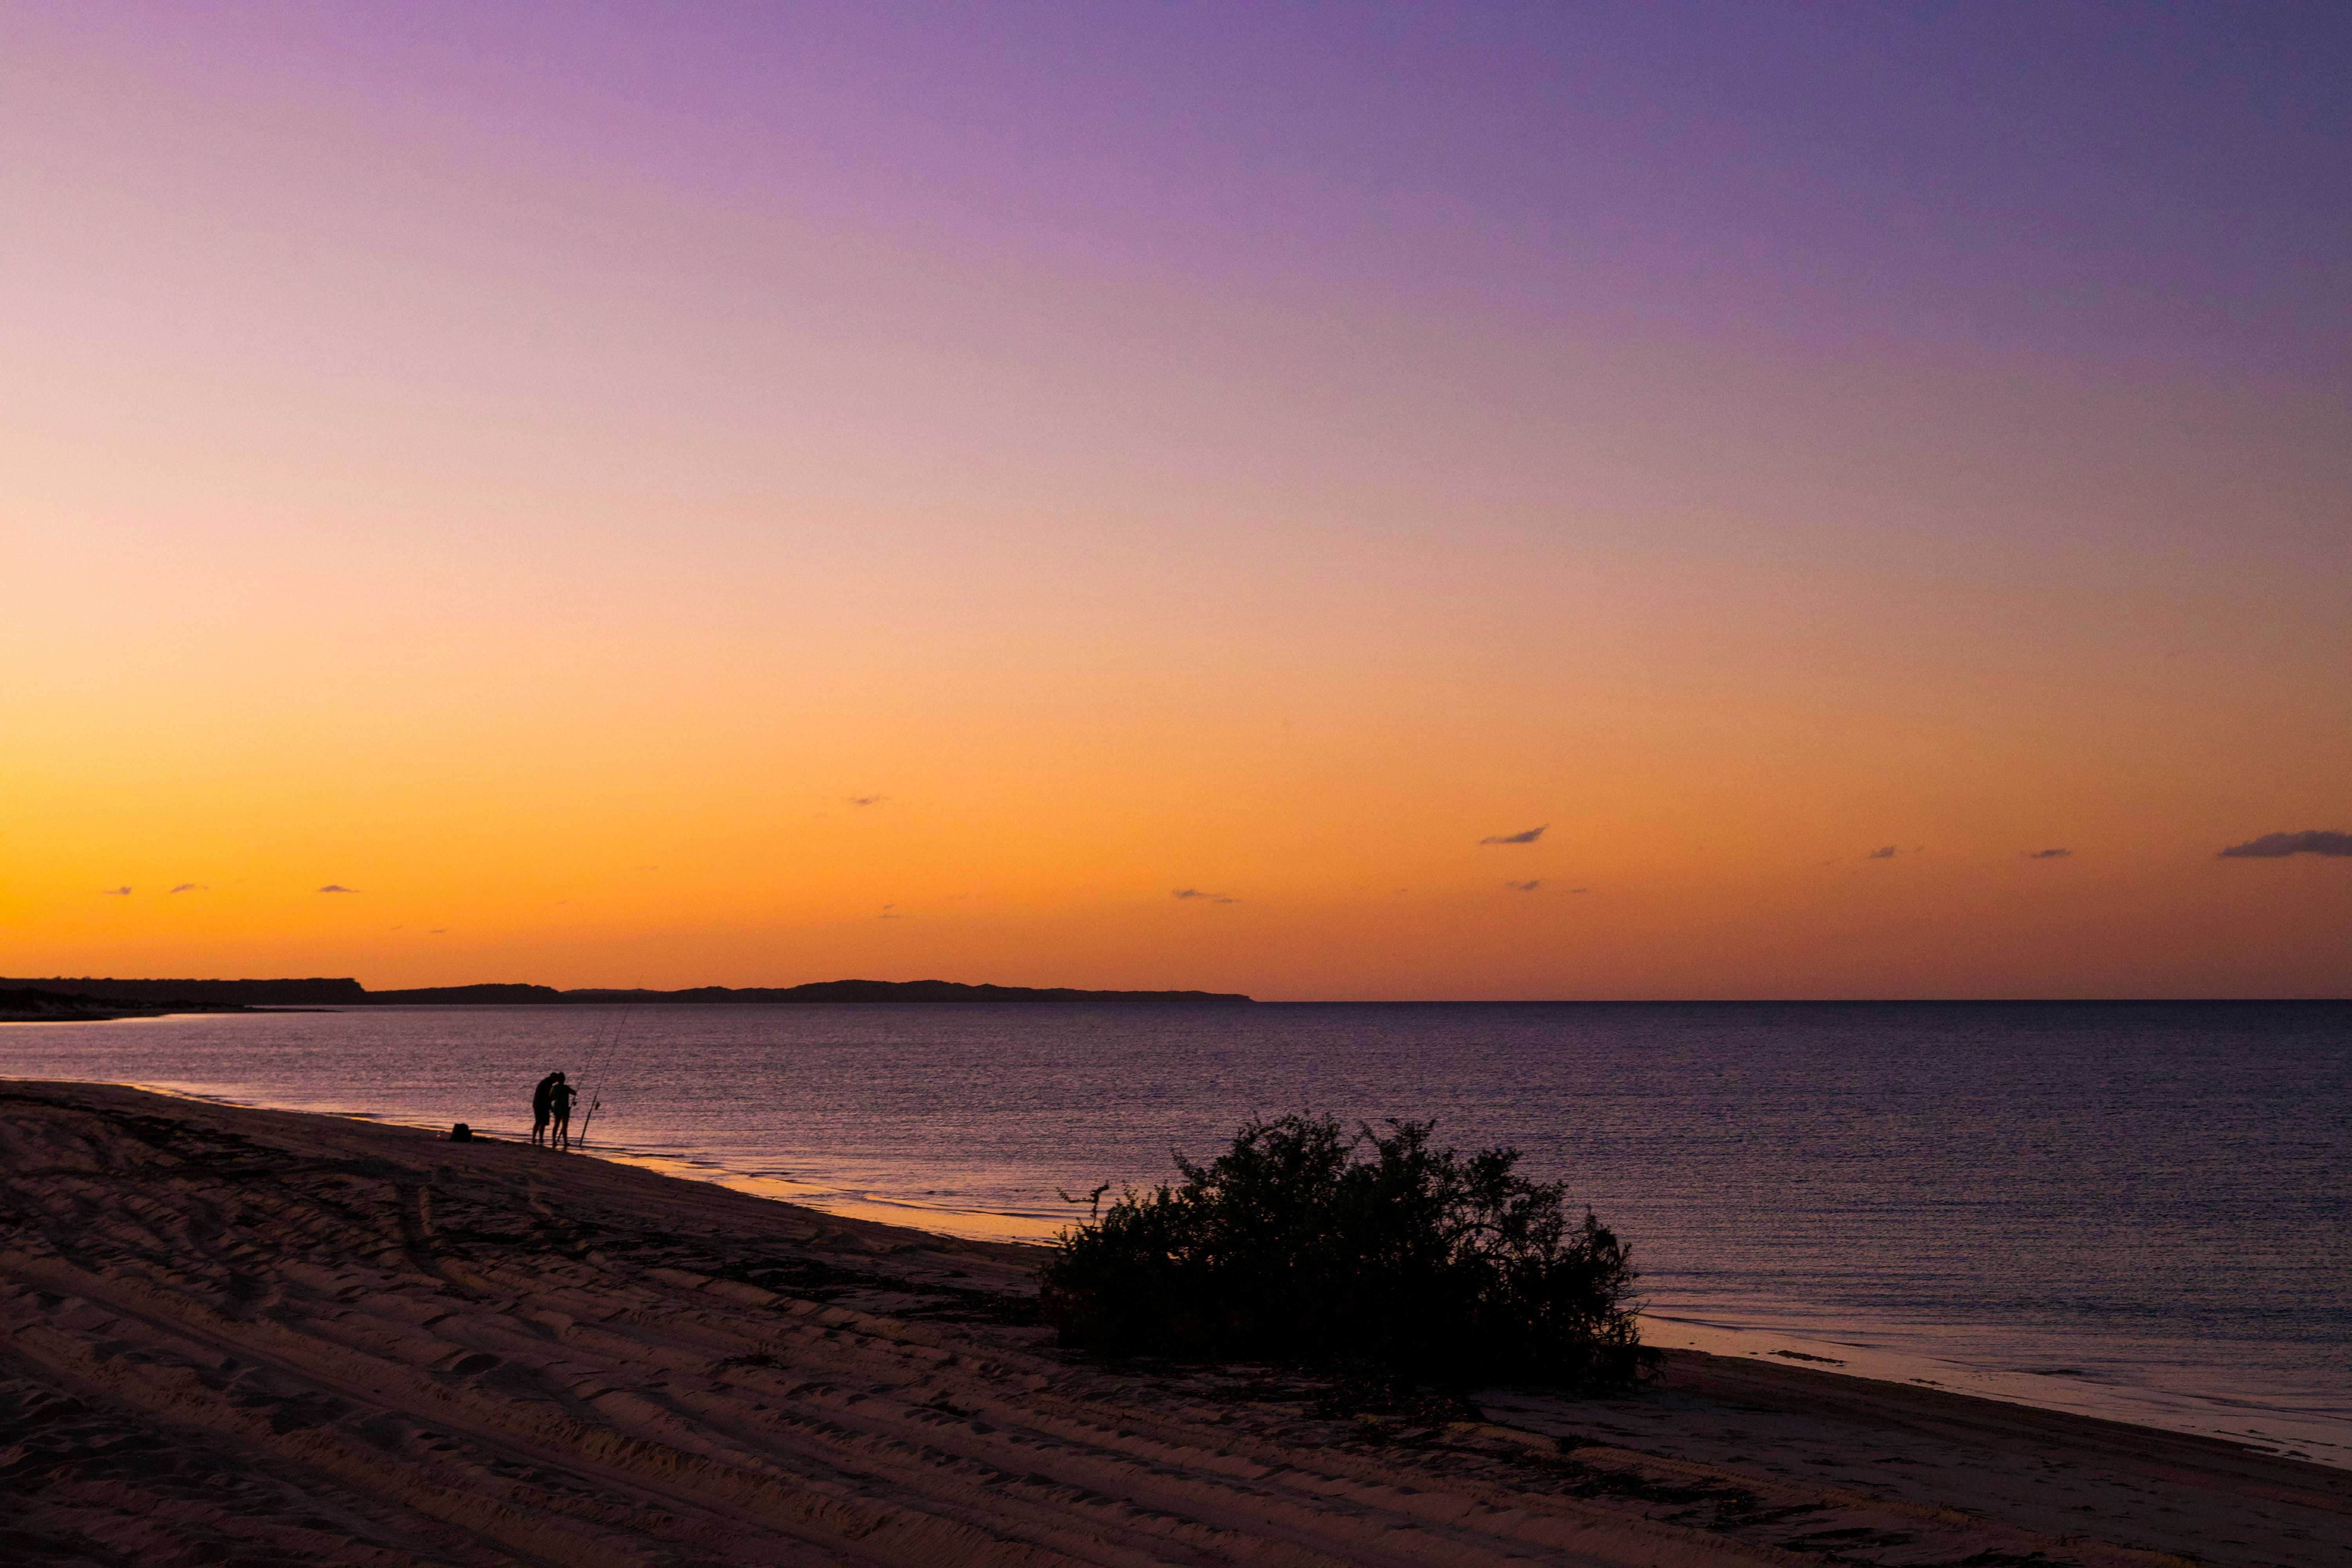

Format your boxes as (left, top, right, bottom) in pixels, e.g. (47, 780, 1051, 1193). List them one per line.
(4, 2, 2347, 999)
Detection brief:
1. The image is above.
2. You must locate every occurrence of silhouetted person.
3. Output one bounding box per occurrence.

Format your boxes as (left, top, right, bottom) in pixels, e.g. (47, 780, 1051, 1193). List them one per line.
(549, 1074, 578, 1151)
(531, 1071, 562, 1146)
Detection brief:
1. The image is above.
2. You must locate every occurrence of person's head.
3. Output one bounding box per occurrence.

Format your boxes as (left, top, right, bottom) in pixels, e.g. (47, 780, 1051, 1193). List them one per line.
(554, 1071, 565, 1082)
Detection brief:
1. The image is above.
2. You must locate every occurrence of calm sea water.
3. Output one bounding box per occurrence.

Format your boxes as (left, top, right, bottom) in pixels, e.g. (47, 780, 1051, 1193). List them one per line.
(7, 1002, 2347, 1454)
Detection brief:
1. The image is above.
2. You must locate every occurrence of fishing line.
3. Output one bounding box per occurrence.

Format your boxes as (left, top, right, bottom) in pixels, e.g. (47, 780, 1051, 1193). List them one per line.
(573, 978, 645, 1151)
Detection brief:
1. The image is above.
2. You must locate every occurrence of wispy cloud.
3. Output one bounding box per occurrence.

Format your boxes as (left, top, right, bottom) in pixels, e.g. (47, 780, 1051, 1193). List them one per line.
(169, 882, 207, 893)
(1479, 825, 1546, 846)
(428, 928, 447, 934)
(1172, 888, 1238, 904)
(99, 886, 131, 896)
(1504, 879, 1543, 892)
(2024, 848, 2071, 860)
(317, 884, 358, 893)
(848, 795, 886, 807)
(2218, 829, 2352, 859)
(1863, 846, 1897, 860)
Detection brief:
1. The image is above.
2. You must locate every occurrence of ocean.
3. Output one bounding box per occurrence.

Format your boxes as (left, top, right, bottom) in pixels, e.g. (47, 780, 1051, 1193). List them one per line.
(7, 1000, 2347, 1463)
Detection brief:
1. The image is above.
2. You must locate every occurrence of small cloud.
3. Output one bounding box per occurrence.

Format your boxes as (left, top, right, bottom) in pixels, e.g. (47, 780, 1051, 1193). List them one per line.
(1863, 846, 1897, 860)
(1504, 879, 1544, 892)
(100, 886, 132, 896)
(1570, 887, 1590, 893)
(389, 925, 403, 931)
(428, 928, 447, 935)
(317, 884, 358, 893)
(2024, 848, 2071, 860)
(169, 882, 205, 893)
(878, 913, 901, 920)
(1172, 888, 1238, 904)
(2218, 829, 2352, 859)
(848, 795, 886, 807)
(1479, 825, 1547, 846)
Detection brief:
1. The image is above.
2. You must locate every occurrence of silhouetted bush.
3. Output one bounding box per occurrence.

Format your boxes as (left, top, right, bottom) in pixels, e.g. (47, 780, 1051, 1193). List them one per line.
(1039, 1114, 1658, 1390)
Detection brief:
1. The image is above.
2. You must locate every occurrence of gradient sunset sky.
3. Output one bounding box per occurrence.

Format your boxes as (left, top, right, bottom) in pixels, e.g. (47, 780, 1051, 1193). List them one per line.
(6, 4, 2347, 998)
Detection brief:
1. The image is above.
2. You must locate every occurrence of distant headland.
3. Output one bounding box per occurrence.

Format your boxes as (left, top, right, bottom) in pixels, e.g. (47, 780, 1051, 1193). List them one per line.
(0, 976, 1256, 1008)
(0, 986, 259, 1022)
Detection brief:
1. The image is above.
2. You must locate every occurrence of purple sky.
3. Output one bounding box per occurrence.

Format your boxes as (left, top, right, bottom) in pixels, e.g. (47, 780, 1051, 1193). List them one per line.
(253, 2, 2347, 365)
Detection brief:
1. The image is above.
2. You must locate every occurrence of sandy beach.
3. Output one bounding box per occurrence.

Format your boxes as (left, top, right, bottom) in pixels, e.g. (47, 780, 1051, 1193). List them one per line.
(2, 1081, 2343, 1566)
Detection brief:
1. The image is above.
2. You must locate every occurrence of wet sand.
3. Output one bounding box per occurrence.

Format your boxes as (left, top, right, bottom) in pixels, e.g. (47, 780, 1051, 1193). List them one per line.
(3, 1080, 2343, 1566)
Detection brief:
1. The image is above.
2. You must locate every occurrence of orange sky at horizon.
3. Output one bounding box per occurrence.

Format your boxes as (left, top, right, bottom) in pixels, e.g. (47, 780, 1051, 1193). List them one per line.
(5, 7, 2347, 999)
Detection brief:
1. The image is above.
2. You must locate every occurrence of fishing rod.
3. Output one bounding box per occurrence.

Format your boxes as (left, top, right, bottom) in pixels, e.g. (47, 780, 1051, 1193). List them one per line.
(572, 987, 641, 1151)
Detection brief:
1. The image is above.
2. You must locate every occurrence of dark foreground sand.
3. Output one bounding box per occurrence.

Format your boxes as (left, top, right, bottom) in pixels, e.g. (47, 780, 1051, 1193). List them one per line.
(2, 1081, 2343, 1567)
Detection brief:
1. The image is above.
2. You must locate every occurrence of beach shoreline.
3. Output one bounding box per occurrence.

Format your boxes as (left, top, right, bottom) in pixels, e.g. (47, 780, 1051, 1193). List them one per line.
(3, 1080, 2343, 1565)
(60, 1068, 2352, 1470)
